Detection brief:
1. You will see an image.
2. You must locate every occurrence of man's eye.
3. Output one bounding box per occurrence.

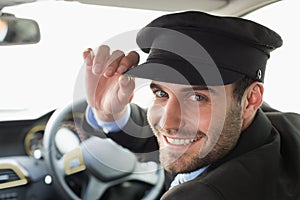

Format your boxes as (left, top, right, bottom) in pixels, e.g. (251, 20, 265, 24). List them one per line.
(154, 90, 168, 98)
(189, 94, 206, 102)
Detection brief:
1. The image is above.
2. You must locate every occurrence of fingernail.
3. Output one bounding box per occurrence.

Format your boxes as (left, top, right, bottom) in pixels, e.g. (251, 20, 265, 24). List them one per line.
(92, 64, 102, 74)
(117, 65, 127, 74)
(119, 76, 130, 86)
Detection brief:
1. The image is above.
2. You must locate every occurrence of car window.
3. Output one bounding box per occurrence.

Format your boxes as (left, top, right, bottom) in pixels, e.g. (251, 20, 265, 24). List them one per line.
(1, 0, 299, 122)
(244, 0, 300, 114)
(0, 1, 164, 120)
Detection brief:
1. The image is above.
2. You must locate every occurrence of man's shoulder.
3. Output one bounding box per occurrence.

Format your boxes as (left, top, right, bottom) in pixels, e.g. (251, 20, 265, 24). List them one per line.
(262, 102, 300, 157)
(262, 102, 300, 134)
(161, 181, 224, 200)
(262, 102, 300, 185)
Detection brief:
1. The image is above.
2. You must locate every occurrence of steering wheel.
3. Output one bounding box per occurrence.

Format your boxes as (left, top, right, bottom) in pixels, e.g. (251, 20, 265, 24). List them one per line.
(43, 99, 165, 200)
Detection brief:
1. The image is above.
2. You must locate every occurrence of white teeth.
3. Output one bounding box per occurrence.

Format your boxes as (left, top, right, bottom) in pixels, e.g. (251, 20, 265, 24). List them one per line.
(166, 137, 198, 145)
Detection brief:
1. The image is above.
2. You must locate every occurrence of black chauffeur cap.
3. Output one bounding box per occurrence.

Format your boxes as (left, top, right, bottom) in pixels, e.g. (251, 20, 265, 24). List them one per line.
(124, 11, 283, 86)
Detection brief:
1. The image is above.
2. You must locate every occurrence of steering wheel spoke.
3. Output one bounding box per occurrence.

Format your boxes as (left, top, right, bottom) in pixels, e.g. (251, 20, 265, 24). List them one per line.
(56, 156, 67, 177)
(63, 147, 86, 176)
(82, 175, 108, 200)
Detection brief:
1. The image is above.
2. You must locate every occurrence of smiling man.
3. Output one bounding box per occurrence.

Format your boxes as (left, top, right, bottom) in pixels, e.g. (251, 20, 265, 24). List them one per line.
(147, 81, 243, 175)
(82, 11, 300, 200)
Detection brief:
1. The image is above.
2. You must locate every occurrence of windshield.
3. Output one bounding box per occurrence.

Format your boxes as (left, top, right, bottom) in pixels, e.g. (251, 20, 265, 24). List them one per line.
(0, 1, 164, 120)
(1, 1, 299, 121)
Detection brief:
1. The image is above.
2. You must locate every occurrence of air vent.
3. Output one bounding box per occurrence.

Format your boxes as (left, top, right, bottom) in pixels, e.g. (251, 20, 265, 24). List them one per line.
(0, 169, 20, 184)
(0, 192, 18, 200)
(0, 161, 29, 190)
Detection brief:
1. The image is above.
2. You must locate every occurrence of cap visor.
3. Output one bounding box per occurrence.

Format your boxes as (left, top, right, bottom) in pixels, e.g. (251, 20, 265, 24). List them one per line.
(124, 62, 244, 86)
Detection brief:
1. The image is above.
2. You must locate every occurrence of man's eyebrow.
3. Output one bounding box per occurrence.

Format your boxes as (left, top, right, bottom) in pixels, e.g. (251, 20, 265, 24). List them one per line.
(181, 85, 216, 93)
(150, 83, 162, 90)
(150, 83, 216, 93)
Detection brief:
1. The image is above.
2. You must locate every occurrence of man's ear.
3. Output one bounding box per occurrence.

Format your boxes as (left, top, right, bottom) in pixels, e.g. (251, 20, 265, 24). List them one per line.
(242, 82, 264, 120)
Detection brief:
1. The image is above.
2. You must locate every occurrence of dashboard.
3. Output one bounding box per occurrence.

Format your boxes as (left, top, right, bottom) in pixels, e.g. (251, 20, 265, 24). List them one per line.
(0, 108, 86, 199)
(0, 112, 52, 158)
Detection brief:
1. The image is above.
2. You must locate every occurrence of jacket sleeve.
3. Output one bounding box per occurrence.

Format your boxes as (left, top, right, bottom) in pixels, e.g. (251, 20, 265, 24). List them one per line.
(82, 103, 159, 162)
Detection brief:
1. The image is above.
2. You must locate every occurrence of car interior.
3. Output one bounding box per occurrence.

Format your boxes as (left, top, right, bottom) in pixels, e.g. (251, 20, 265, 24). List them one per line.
(0, 0, 299, 199)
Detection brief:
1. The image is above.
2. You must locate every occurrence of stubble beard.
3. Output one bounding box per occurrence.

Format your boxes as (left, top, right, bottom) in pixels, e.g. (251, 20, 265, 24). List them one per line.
(151, 103, 243, 174)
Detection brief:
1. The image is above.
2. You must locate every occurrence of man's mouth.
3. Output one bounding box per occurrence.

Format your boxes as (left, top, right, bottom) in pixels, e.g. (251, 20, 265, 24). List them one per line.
(164, 136, 202, 146)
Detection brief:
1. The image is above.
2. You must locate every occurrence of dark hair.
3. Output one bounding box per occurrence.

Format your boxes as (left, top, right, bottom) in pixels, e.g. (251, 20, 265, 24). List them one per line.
(232, 76, 255, 103)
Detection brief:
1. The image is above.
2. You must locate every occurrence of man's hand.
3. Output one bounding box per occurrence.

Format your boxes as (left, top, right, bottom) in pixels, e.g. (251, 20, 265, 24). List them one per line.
(83, 45, 139, 122)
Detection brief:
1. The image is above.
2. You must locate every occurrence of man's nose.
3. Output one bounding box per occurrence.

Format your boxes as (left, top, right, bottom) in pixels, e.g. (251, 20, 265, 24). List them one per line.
(161, 97, 182, 132)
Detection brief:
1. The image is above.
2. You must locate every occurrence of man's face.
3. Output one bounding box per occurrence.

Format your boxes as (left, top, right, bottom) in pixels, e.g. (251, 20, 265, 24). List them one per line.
(147, 81, 243, 174)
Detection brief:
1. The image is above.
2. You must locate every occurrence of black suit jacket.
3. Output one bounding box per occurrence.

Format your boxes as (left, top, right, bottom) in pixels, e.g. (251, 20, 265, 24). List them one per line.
(82, 103, 300, 200)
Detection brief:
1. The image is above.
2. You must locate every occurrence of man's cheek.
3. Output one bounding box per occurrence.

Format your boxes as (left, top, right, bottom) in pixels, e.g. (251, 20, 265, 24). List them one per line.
(147, 104, 166, 127)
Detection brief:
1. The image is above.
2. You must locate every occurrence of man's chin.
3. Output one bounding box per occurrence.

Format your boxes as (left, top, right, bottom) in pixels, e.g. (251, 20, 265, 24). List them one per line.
(159, 151, 195, 174)
(161, 158, 200, 174)
(161, 160, 184, 174)
(159, 146, 213, 174)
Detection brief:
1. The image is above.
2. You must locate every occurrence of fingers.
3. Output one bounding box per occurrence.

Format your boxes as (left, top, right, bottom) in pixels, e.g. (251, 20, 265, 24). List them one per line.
(83, 48, 94, 69)
(106, 50, 140, 77)
(93, 45, 110, 75)
(82, 48, 92, 59)
(83, 45, 140, 77)
(118, 75, 135, 105)
(117, 51, 140, 74)
(83, 45, 138, 114)
(104, 50, 125, 78)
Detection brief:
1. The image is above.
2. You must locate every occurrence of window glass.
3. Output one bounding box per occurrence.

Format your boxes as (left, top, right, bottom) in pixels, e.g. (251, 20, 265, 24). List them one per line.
(244, 0, 300, 113)
(0, 2, 164, 119)
(1, 1, 299, 121)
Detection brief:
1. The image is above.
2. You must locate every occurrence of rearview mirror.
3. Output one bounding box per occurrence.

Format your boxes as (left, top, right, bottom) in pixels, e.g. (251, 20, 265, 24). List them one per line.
(0, 14, 40, 45)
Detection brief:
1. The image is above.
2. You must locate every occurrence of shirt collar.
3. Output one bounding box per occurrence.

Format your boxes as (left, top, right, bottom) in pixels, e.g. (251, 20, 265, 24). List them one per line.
(169, 165, 210, 190)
